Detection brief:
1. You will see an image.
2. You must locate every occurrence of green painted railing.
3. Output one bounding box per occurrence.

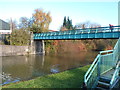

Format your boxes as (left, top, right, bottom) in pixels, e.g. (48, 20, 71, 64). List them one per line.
(84, 38, 120, 88)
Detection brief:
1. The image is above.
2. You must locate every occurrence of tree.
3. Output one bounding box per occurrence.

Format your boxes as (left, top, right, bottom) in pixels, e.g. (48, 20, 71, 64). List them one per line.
(63, 16, 67, 27)
(61, 16, 73, 31)
(60, 26, 68, 31)
(76, 21, 101, 29)
(9, 29, 30, 45)
(19, 17, 29, 30)
(31, 8, 52, 33)
(66, 17, 73, 30)
(8, 18, 18, 30)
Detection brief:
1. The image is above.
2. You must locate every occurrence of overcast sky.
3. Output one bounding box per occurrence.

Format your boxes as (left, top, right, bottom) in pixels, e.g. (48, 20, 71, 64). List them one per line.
(0, 0, 119, 30)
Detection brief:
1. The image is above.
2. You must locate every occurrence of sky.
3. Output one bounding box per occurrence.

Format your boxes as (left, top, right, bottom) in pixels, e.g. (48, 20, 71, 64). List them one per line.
(0, 0, 119, 30)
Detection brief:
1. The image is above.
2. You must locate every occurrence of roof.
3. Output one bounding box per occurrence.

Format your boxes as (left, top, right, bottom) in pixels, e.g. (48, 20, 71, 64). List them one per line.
(0, 19, 10, 30)
(49, 30, 57, 32)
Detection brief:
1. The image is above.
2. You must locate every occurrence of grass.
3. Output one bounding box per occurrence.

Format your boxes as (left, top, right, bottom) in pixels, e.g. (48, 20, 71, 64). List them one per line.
(2, 65, 90, 88)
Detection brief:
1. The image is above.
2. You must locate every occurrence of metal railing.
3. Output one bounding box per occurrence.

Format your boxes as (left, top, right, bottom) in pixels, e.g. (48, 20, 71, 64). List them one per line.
(84, 54, 100, 88)
(84, 38, 120, 88)
(110, 61, 120, 88)
(34, 26, 120, 40)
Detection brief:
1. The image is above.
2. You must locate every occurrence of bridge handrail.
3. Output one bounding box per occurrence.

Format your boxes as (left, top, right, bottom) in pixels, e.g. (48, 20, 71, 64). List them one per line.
(110, 61, 120, 87)
(34, 25, 120, 39)
(35, 25, 120, 34)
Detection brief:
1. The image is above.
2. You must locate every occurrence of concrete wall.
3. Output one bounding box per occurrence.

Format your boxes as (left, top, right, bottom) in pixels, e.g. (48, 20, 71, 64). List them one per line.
(0, 40, 45, 56)
(0, 45, 29, 56)
(0, 33, 45, 56)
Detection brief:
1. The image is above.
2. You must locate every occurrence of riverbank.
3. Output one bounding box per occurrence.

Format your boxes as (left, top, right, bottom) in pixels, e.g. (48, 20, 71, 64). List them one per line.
(3, 65, 90, 88)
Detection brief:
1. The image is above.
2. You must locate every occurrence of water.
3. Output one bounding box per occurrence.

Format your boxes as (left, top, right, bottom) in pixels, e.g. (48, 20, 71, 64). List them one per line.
(1, 51, 98, 85)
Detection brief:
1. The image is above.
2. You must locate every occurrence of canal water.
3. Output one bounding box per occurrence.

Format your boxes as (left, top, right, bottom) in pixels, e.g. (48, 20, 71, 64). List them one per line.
(1, 51, 98, 85)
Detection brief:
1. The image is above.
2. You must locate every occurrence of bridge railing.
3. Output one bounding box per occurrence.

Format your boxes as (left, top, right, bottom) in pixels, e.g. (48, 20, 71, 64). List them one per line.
(84, 38, 120, 88)
(34, 26, 120, 39)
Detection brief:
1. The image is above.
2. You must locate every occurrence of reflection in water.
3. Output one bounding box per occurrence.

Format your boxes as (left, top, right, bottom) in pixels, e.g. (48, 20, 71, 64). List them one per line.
(2, 51, 98, 85)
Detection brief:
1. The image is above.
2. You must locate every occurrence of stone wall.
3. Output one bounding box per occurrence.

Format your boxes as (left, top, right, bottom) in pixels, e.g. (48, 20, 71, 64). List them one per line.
(0, 40, 45, 56)
(0, 45, 29, 56)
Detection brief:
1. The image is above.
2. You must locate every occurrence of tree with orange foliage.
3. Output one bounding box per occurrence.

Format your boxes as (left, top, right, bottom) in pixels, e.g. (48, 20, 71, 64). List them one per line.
(31, 8, 52, 33)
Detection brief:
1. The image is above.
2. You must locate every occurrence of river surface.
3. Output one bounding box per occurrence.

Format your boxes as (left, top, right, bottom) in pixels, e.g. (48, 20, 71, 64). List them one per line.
(1, 51, 98, 85)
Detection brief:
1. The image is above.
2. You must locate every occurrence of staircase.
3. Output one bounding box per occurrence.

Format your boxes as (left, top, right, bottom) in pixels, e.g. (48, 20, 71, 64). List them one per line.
(96, 76, 111, 90)
(84, 38, 120, 89)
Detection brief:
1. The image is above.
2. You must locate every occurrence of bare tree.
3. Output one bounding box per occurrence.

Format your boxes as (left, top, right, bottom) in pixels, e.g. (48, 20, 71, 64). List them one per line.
(9, 18, 18, 31)
(76, 21, 101, 29)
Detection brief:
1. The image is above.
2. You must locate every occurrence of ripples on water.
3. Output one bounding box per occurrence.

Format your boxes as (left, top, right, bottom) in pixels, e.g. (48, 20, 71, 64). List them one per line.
(0, 72, 20, 85)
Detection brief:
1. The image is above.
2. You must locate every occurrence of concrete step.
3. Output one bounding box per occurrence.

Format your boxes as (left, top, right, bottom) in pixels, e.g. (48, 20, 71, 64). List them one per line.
(96, 86, 108, 90)
(97, 81, 110, 89)
(99, 77, 111, 84)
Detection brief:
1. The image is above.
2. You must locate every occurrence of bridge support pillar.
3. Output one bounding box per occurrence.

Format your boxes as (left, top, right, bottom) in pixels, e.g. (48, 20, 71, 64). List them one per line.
(30, 33, 45, 55)
(31, 40, 45, 55)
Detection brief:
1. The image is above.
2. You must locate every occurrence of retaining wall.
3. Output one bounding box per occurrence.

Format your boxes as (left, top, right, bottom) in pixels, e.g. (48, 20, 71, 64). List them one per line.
(0, 45, 29, 56)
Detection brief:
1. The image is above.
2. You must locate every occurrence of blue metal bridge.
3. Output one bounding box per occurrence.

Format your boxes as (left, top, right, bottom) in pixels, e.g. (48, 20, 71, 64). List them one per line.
(33, 25, 120, 89)
(34, 26, 120, 40)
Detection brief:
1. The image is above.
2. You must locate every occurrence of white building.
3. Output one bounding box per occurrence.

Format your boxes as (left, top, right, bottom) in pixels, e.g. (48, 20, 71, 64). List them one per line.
(0, 19, 12, 43)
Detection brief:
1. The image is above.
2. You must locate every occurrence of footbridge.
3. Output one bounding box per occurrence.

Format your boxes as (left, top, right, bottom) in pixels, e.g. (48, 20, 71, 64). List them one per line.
(32, 26, 120, 89)
(34, 26, 120, 40)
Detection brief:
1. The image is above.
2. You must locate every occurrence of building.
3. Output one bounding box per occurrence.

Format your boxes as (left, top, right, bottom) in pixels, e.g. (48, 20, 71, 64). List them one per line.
(0, 19, 12, 44)
(0, 19, 12, 34)
(49, 30, 57, 32)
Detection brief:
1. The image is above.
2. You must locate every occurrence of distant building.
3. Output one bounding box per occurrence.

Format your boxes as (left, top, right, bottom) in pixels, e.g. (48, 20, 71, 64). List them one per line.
(49, 30, 57, 32)
(0, 19, 12, 34)
(0, 19, 12, 44)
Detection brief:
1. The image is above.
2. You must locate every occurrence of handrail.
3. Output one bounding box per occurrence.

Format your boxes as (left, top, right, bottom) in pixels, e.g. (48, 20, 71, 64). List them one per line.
(34, 26, 120, 40)
(100, 50, 113, 54)
(84, 38, 120, 88)
(110, 61, 120, 86)
(84, 54, 100, 83)
(84, 49, 115, 85)
(35, 25, 120, 34)
(86, 60, 99, 82)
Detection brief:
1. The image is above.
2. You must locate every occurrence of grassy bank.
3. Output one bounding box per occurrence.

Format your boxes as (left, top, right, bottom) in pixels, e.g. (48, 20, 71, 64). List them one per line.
(3, 65, 90, 88)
